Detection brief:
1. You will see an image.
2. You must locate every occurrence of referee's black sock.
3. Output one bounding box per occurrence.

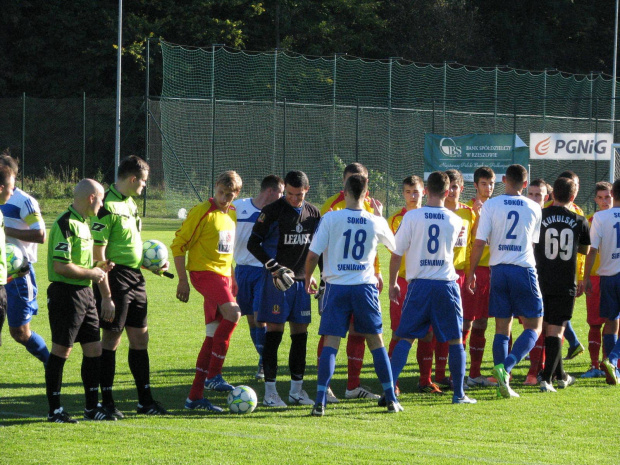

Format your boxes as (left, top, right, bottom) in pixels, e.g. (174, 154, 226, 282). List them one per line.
(289, 332, 308, 381)
(82, 355, 101, 411)
(128, 348, 154, 406)
(542, 336, 562, 383)
(100, 348, 116, 405)
(263, 331, 284, 383)
(45, 354, 66, 414)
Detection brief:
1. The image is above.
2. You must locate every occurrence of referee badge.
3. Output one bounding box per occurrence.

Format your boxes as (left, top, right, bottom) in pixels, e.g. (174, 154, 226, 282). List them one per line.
(272, 304, 281, 315)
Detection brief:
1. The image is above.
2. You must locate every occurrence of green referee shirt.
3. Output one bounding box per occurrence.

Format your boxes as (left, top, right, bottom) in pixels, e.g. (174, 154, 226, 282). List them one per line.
(48, 206, 93, 286)
(91, 184, 143, 270)
(0, 210, 7, 285)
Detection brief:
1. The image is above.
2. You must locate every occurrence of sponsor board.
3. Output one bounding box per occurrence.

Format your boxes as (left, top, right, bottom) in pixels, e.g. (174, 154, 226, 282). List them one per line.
(530, 133, 613, 160)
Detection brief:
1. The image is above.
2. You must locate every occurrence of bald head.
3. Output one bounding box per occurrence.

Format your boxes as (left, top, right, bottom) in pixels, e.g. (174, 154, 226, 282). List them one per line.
(72, 179, 104, 217)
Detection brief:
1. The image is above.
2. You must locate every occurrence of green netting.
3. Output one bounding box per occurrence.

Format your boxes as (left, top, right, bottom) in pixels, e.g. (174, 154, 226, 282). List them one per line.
(156, 41, 620, 216)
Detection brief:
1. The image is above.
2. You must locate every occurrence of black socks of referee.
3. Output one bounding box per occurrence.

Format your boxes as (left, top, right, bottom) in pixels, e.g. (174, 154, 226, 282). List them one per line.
(289, 332, 308, 381)
(542, 336, 565, 383)
(128, 348, 154, 406)
(263, 331, 283, 383)
(45, 353, 66, 413)
(100, 348, 116, 405)
(82, 355, 101, 410)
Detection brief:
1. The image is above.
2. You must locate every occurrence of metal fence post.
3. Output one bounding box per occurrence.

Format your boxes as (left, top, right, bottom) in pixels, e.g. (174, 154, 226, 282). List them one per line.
(144, 38, 151, 217)
(282, 98, 287, 176)
(513, 98, 517, 135)
(21, 92, 25, 188)
(273, 49, 278, 173)
(355, 98, 360, 162)
(82, 92, 86, 179)
(494, 66, 499, 132)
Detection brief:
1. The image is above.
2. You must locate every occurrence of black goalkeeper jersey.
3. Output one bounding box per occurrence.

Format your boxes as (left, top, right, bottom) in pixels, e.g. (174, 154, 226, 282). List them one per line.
(534, 205, 590, 296)
(247, 197, 321, 280)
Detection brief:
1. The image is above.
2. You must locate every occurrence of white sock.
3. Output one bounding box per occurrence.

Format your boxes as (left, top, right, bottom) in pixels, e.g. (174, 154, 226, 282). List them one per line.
(265, 381, 277, 396)
(290, 379, 303, 396)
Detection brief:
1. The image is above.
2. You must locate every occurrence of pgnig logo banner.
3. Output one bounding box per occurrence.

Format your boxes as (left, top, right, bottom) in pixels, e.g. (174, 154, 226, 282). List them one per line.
(530, 133, 613, 160)
(424, 133, 529, 182)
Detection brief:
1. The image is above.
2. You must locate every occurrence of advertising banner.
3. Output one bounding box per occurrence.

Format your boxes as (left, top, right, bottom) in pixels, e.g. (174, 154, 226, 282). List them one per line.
(529, 133, 613, 160)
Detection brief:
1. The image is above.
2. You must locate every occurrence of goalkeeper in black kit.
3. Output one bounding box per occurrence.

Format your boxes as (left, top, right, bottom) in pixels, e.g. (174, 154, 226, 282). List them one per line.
(247, 170, 321, 408)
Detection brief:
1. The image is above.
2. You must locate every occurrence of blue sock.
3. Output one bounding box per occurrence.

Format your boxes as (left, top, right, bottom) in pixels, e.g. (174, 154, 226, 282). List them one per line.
(504, 329, 538, 373)
(492, 334, 510, 366)
(316, 346, 337, 406)
(448, 343, 466, 399)
(604, 334, 620, 365)
(390, 339, 412, 386)
(24, 331, 50, 364)
(371, 347, 396, 403)
(564, 321, 580, 347)
(254, 326, 266, 363)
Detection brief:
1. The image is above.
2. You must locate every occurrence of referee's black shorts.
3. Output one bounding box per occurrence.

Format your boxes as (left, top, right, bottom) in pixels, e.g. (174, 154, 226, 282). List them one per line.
(95, 264, 147, 332)
(542, 294, 575, 326)
(48, 282, 100, 347)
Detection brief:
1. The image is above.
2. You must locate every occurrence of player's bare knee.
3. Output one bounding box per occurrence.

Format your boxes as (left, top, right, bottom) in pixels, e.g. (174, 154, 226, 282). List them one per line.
(82, 341, 102, 358)
(101, 329, 122, 351)
(9, 325, 30, 344)
(127, 326, 149, 349)
(472, 318, 487, 331)
(364, 334, 383, 351)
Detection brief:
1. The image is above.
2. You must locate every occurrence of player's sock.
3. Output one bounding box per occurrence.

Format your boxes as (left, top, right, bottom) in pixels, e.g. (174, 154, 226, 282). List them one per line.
(588, 325, 602, 369)
(553, 346, 566, 381)
(290, 379, 303, 397)
(462, 329, 471, 348)
(255, 325, 266, 359)
(24, 331, 50, 364)
(45, 353, 66, 413)
(250, 326, 259, 353)
(346, 334, 366, 390)
(541, 336, 561, 383)
(81, 355, 101, 410)
(504, 329, 538, 373)
(417, 339, 433, 385)
(390, 339, 413, 384)
(468, 328, 486, 379)
(371, 347, 396, 403)
(128, 348, 154, 406)
(188, 336, 213, 400)
(492, 334, 510, 366)
(317, 335, 325, 362)
(265, 381, 277, 396)
(316, 346, 337, 405)
(207, 319, 238, 378)
(264, 331, 284, 383)
(289, 332, 308, 381)
(564, 320, 580, 347)
(607, 336, 620, 366)
(527, 332, 545, 377)
(603, 333, 618, 364)
(388, 338, 398, 358)
(100, 348, 116, 405)
(448, 343, 466, 398)
(434, 339, 449, 381)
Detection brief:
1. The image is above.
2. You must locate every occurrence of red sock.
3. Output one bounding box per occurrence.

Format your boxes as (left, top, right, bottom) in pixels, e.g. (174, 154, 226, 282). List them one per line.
(417, 340, 433, 385)
(588, 326, 602, 369)
(468, 328, 486, 379)
(434, 339, 449, 381)
(317, 335, 325, 364)
(527, 332, 545, 376)
(207, 319, 238, 378)
(462, 329, 471, 349)
(346, 335, 366, 390)
(188, 337, 213, 400)
(388, 338, 399, 358)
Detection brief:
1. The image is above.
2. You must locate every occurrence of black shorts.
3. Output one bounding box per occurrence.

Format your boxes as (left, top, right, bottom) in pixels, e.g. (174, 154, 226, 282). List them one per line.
(48, 282, 100, 347)
(0, 285, 6, 336)
(542, 294, 575, 326)
(95, 265, 147, 332)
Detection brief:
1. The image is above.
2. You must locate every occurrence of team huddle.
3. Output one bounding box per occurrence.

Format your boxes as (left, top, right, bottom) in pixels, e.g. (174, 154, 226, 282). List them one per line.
(2, 153, 620, 422)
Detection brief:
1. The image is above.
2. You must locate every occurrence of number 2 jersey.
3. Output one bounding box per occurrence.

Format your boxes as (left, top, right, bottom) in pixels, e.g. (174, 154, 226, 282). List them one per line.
(309, 208, 395, 285)
(534, 205, 590, 296)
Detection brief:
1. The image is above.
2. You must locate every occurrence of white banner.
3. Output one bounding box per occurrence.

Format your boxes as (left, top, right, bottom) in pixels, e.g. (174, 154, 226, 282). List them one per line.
(530, 133, 613, 160)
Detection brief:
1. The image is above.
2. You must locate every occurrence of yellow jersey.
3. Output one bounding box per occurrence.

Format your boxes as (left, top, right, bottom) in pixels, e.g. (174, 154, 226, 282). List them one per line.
(452, 203, 476, 273)
(387, 207, 408, 279)
(464, 197, 490, 267)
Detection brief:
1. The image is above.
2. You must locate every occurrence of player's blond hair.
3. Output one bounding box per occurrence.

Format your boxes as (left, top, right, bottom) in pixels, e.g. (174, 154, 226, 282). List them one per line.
(216, 171, 243, 193)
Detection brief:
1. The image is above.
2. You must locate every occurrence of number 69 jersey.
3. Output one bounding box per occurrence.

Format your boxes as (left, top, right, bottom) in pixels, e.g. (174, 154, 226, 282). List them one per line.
(394, 206, 462, 282)
(534, 205, 590, 296)
(309, 209, 395, 285)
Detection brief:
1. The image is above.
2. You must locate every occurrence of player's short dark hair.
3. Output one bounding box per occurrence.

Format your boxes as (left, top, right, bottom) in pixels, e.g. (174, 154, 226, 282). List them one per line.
(0, 149, 19, 176)
(553, 177, 577, 203)
(260, 175, 284, 192)
(344, 174, 368, 200)
(559, 170, 579, 182)
(595, 181, 612, 193)
(403, 175, 423, 189)
(0, 165, 14, 188)
(118, 155, 149, 180)
(445, 169, 464, 186)
(343, 162, 368, 179)
(612, 180, 620, 200)
(216, 170, 243, 192)
(505, 164, 528, 186)
(426, 171, 449, 196)
(473, 166, 495, 184)
(284, 170, 310, 189)
(530, 178, 547, 189)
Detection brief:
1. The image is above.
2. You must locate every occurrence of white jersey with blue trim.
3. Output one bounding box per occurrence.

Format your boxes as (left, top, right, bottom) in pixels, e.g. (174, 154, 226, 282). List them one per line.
(394, 205, 461, 281)
(309, 208, 395, 285)
(476, 194, 541, 268)
(233, 197, 262, 267)
(0, 187, 44, 263)
(589, 207, 620, 276)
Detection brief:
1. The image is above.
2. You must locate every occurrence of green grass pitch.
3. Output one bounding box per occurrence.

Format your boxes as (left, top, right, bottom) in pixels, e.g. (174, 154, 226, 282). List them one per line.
(0, 218, 618, 464)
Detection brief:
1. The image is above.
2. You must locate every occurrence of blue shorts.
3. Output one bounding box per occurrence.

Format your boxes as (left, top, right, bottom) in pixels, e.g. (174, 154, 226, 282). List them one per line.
(319, 283, 382, 338)
(599, 273, 620, 320)
(257, 271, 311, 324)
(6, 264, 38, 328)
(235, 265, 264, 316)
(395, 279, 463, 343)
(489, 264, 543, 319)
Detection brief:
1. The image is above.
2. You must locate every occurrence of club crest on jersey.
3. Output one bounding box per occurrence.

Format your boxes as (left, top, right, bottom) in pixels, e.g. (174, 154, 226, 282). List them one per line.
(257, 213, 266, 223)
(218, 230, 234, 254)
(272, 304, 281, 314)
(295, 223, 303, 233)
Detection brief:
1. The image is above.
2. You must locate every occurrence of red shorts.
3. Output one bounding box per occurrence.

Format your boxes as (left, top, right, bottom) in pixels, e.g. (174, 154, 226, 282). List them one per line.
(389, 276, 408, 331)
(190, 270, 235, 324)
(456, 269, 466, 288)
(586, 276, 605, 326)
(462, 266, 490, 321)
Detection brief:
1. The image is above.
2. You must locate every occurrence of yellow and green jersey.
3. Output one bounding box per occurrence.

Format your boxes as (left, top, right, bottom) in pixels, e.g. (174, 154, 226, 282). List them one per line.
(388, 207, 408, 279)
(48, 206, 93, 286)
(452, 203, 476, 273)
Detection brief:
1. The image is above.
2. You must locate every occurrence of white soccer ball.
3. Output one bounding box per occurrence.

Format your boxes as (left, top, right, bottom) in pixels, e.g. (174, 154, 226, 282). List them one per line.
(142, 239, 168, 271)
(5, 243, 25, 276)
(227, 385, 258, 414)
(177, 208, 187, 220)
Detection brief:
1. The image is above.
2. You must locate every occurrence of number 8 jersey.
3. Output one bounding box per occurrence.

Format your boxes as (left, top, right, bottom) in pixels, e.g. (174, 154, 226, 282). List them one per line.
(394, 206, 462, 281)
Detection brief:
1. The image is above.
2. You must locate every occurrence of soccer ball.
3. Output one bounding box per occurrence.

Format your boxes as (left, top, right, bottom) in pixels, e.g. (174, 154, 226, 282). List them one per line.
(227, 385, 258, 414)
(142, 239, 168, 271)
(5, 243, 25, 276)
